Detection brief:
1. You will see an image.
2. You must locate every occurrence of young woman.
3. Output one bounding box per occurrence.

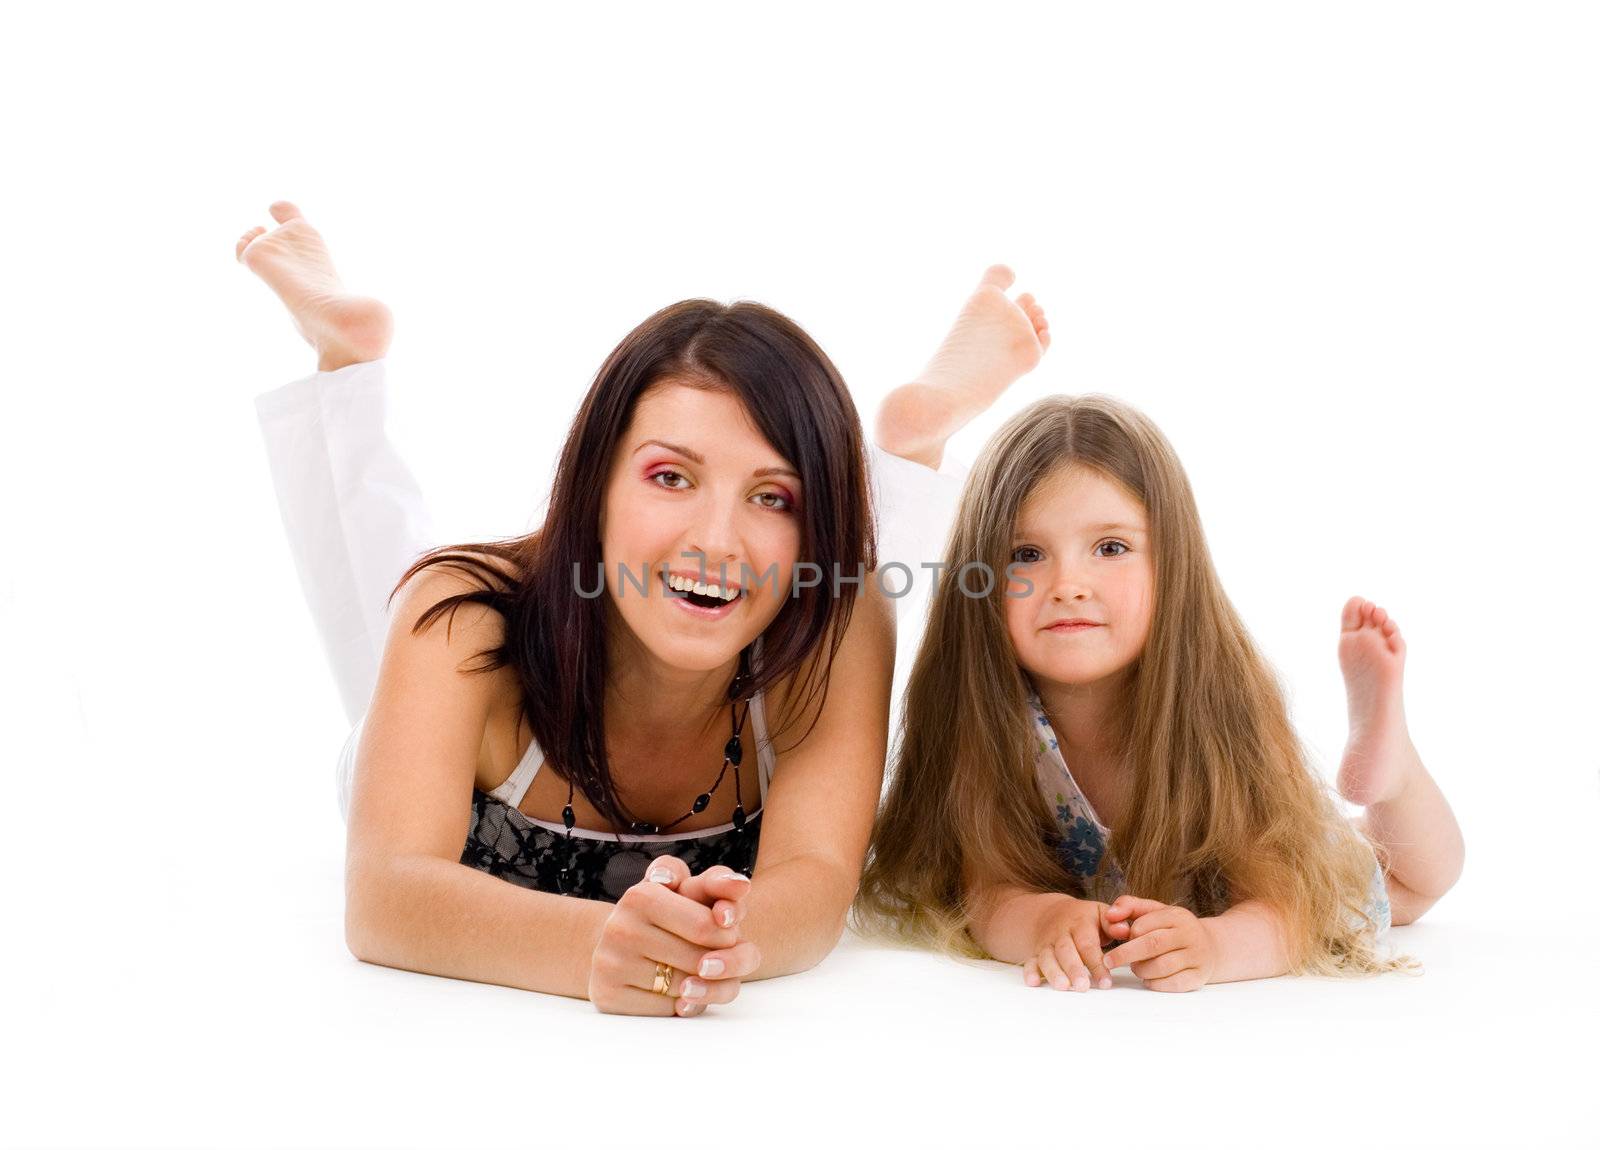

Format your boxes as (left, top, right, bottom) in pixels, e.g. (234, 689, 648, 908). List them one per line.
(238, 201, 1052, 1016)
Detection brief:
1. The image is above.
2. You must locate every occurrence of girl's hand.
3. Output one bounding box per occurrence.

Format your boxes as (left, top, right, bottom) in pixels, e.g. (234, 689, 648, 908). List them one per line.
(587, 857, 761, 1017)
(1023, 894, 1130, 992)
(1101, 895, 1219, 992)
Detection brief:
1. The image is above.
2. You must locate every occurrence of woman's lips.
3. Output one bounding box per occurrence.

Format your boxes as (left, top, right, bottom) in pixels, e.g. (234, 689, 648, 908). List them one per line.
(1046, 620, 1103, 632)
(660, 571, 743, 618)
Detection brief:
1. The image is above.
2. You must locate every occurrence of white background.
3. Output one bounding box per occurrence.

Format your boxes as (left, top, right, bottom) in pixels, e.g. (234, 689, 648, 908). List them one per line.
(2, 2, 1597, 1147)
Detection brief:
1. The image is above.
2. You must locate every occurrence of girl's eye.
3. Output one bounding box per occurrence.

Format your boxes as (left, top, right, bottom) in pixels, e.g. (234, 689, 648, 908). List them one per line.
(1096, 540, 1130, 558)
(1011, 545, 1043, 564)
(649, 470, 690, 490)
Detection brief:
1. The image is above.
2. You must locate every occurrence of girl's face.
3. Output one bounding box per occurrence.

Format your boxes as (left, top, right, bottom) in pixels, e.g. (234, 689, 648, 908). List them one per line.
(1004, 464, 1155, 689)
(600, 380, 804, 673)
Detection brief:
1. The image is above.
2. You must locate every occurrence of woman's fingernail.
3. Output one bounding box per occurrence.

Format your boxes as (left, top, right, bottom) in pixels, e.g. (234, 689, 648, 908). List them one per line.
(676, 999, 697, 1015)
(719, 907, 734, 927)
(699, 957, 725, 977)
(1098, 977, 1112, 989)
(647, 868, 673, 884)
(681, 978, 706, 999)
(724, 872, 751, 883)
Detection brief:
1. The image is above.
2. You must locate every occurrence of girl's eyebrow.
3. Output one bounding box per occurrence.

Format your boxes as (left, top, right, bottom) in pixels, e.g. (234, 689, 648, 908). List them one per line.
(632, 439, 801, 483)
(1012, 520, 1147, 539)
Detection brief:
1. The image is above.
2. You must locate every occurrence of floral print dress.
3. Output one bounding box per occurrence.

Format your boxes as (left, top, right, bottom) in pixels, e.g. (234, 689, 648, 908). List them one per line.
(1026, 687, 1391, 935)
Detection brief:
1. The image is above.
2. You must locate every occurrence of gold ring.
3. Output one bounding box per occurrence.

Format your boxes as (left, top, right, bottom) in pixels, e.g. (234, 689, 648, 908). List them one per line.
(652, 962, 675, 996)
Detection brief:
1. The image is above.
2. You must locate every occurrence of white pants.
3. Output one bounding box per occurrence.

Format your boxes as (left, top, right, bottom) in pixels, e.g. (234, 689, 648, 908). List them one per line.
(253, 359, 969, 816)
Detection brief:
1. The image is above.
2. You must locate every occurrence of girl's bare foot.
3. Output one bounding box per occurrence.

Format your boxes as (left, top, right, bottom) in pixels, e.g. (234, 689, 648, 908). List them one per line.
(235, 201, 393, 372)
(1336, 596, 1423, 807)
(874, 264, 1051, 469)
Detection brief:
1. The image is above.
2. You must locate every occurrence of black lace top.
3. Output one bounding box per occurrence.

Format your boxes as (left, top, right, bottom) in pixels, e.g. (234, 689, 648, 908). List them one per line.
(459, 792, 761, 901)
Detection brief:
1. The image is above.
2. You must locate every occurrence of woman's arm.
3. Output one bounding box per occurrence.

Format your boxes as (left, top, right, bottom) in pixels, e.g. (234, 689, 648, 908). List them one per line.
(342, 565, 612, 995)
(737, 577, 897, 978)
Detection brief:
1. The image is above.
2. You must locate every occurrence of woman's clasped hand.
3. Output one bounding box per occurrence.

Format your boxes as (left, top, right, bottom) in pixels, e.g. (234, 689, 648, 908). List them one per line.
(588, 860, 763, 1017)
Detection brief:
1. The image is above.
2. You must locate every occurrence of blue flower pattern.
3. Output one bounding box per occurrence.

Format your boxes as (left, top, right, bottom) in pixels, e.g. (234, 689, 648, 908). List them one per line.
(1026, 687, 1390, 936)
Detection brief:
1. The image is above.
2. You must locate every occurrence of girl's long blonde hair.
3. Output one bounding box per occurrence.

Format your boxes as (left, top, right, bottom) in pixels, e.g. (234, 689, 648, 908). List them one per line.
(854, 394, 1414, 976)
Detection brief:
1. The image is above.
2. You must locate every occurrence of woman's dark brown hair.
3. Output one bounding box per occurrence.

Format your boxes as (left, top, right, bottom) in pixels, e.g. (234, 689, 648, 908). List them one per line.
(387, 299, 877, 828)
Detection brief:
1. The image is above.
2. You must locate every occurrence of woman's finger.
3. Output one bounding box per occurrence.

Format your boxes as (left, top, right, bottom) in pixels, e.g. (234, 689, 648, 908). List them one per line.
(631, 881, 740, 950)
(634, 925, 716, 988)
(679, 865, 754, 902)
(643, 855, 692, 890)
(1023, 957, 1043, 987)
(675, 973, 742, 1007)
(692, 939, 761, 981)
(592, 985, 680, 1017)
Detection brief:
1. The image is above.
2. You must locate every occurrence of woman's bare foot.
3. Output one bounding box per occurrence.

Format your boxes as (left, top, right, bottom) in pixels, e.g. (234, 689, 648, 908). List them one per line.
(235, 201, 393, 372)
(1336, 596, 1423, 806)
(874, 264, 1051, 469)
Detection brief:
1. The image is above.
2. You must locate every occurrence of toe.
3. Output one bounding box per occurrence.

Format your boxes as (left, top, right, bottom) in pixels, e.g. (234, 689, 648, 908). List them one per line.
(1373, 606, 1389, 626)
(979, 263, 1016, 292)
(1017, 292, 1037, 311)
(269, 200, 304, 224)
(235, 226, 265, 262)
(1341, 596, 1364, 631)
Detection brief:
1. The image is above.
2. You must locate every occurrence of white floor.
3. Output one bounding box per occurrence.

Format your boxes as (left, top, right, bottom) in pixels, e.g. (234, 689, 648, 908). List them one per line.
(9, 839, 1593, 1149)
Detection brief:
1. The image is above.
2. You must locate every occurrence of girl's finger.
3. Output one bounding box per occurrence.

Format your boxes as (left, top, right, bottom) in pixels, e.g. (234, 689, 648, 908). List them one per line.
(1051, 939, 1092, 992)
(1103, 927, 1176, 969)
(1073, 928, 1112, 990)
(1107, 896, 1166, 920)
(1128, 907, 1187, 938)
(1038, 943, 1071, 991)
(1143, 967, 1204, 993)
(1130, 949, 1191, 981)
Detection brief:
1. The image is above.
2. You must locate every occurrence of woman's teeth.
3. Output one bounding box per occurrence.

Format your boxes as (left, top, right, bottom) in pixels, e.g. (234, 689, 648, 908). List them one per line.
(664, 572, 742, 602)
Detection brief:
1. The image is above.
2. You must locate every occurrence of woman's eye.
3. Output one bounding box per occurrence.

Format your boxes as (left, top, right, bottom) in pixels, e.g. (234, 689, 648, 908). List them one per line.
(1011, 545, 1042, 564)
(650, 470, 689, 490)
(753, 491, 793, 512)
(1096, 540, 1129, 557)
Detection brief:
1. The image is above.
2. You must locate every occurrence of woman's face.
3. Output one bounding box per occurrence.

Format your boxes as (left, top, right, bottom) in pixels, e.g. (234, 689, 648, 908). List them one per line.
(600, 379, 804, 673)
(1003, 464, 1155, 690)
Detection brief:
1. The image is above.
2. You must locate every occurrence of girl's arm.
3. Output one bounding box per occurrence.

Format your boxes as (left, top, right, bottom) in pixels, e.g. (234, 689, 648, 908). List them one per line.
(1202, 899, 1292, 984)
(967, 882, 1071, 963)
(739, 577, 897, 978)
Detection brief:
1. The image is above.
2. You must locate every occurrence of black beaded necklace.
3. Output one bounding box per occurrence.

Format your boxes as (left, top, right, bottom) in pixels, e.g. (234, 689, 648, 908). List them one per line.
(556, 644, 754, 891)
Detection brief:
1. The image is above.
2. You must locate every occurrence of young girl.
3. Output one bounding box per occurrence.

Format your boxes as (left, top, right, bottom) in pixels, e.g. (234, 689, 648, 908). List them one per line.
(855, 393, 1465, 990)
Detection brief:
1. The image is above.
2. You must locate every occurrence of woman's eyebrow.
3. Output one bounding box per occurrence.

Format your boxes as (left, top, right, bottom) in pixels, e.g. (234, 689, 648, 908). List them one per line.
(632, 439, 800, 483)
